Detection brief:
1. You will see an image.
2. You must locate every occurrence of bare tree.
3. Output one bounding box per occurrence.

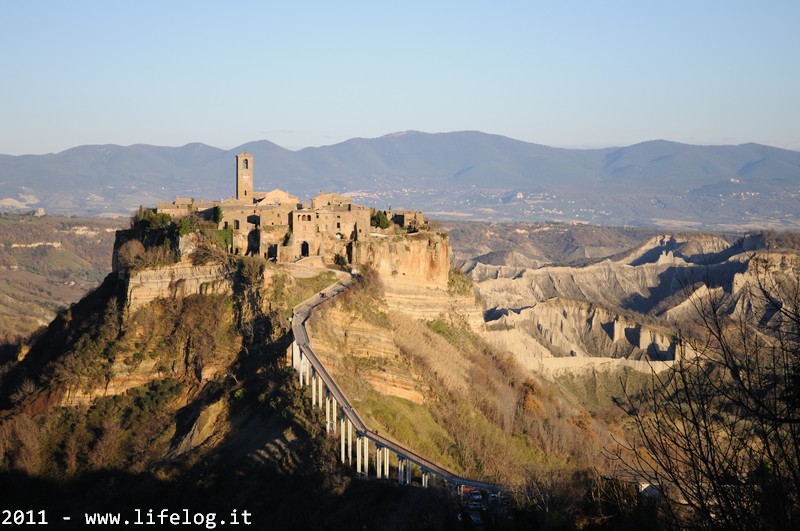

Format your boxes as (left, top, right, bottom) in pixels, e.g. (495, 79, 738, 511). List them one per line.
(619, 254, 800, 530)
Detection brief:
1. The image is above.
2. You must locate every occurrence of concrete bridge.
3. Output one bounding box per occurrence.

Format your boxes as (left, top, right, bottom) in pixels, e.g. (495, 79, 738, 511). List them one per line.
(289, 277, 501, 494)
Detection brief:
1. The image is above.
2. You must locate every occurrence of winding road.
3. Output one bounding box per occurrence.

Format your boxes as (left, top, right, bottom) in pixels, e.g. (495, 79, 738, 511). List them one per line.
(291, 276, 501, 493)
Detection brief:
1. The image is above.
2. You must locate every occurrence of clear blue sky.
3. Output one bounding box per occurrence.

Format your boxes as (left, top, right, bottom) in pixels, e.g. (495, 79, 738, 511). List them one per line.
(2, 0, 798, 155)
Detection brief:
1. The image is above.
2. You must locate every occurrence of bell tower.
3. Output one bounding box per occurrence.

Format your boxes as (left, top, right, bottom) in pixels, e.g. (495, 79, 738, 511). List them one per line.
(236, 152, 254, 201)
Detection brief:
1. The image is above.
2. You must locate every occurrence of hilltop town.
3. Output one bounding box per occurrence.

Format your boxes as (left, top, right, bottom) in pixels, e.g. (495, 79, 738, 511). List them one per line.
(155, 152, 427, 265)
(107, 153, 450, 316)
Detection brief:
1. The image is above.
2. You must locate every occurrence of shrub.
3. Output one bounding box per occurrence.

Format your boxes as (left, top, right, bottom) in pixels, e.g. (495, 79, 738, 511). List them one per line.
(333, 253, 349, 268)
(134, 244, 178, 270)
(178, 215, 200, 236)
(239, 256, 266, 284)
(447, 268, 473, 296)
(371, 210, 391, 229)
(190, 243, 227, 266)
(117, 240, 145, 269)
(211, 205, 223, 224)
(133, 209, 172, 231)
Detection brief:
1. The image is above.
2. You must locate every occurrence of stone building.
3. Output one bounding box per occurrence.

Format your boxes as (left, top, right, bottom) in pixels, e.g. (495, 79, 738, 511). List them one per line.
(289, 195, 371, 261)
(156, 153, 373, 264)
(386, 209, 427, 230)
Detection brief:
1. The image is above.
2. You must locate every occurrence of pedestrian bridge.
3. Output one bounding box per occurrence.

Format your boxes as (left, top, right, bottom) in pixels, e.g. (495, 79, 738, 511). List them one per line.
(290, 279, 500, 493)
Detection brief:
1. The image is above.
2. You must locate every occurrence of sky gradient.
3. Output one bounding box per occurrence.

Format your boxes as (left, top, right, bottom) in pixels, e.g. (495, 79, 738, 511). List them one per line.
(2, 0, 799, 155)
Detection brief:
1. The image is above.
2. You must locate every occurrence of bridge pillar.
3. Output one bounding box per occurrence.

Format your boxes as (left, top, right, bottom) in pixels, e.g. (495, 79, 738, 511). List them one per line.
(297, 351, 304, 386)
(383, 447, 389, 478)
(347, 420, 353, 465)
(376, 446, 382, 479)
(325, 395, 331, 433)
(406, 460, 412, 485)
(311, 370, 317, 407)
(356, 435, 362, 474)
(292, 341, 300, 370)
(422, 471, 429, 488)
(340, 419, 346, 462)
(363, 437, 369, 476)
(332, 402, 338, 433)
(398, 458, 404, 484)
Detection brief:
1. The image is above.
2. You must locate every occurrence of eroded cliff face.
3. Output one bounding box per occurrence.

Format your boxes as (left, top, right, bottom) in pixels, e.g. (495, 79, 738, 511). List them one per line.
(462, 232, 760, 376)
(308, 301, 428, 404)
(351, 232, 449, 289)
(60, 291, 242, 406)
(122, 262, 235, 316)
(347, 232, 482, 329)
(476, 257, 678, 313)
(484, 298, 683, 375)
(379, 282, 484, 330)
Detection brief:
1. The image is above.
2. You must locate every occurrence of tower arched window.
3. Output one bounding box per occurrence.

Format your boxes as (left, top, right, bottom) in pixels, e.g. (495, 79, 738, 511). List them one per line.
(243, 159, 249, 170)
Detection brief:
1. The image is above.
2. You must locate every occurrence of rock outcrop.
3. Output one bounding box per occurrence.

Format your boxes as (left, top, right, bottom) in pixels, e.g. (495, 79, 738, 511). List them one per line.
(308, 300, 428, 404)
(351, 232, 449, 289)
(468, 233, 750, 376)
(484, 298, 681, 365)
(476, 259, 674, 314)
(121, 262, 234, 316)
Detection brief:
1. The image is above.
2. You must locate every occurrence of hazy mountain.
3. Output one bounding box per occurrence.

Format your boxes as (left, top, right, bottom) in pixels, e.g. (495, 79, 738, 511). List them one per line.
(1, 132, 799, 228)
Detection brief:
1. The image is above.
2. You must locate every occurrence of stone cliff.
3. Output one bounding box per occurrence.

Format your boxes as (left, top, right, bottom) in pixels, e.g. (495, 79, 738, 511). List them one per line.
(308, 301, 428, 404)
(347, 231, 480, 327)
(351, 232, 449, 289)
(121, 262, 234, 316)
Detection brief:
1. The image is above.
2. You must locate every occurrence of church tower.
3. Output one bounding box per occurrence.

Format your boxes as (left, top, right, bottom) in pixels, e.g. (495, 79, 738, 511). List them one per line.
(236, 152, 254, 201)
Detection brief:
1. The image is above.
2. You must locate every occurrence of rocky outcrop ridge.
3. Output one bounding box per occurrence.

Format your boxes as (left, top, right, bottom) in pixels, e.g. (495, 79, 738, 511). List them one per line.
(464, 232, 772, 377)
(484, 298, 686, 375)
(308, 301, 428, 404)
(380, 282, 485, 331)
(476, 259, 675, 313)
(352, 232, 449, 288)
(488, 298, 679, 356)
(620, 234, 731, 266)
(122, 262, 234, 315)
(62, 356, 225, 406)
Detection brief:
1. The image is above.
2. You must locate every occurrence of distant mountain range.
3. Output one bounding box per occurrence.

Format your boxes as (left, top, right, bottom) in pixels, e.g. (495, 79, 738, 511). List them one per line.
(2, 131, 799, 229)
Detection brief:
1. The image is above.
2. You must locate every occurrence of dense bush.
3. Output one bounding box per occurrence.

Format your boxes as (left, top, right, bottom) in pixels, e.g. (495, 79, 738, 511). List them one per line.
(211, 205, 223, 224)
(370, 210, 391, 229)
(132, 207, 172, 231)
(239, 256, 267, 284)
(447, 267, 473, 296)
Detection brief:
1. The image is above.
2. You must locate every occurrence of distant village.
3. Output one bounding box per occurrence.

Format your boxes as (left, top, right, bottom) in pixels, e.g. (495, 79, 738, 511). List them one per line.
(155, 152, 427, 264)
